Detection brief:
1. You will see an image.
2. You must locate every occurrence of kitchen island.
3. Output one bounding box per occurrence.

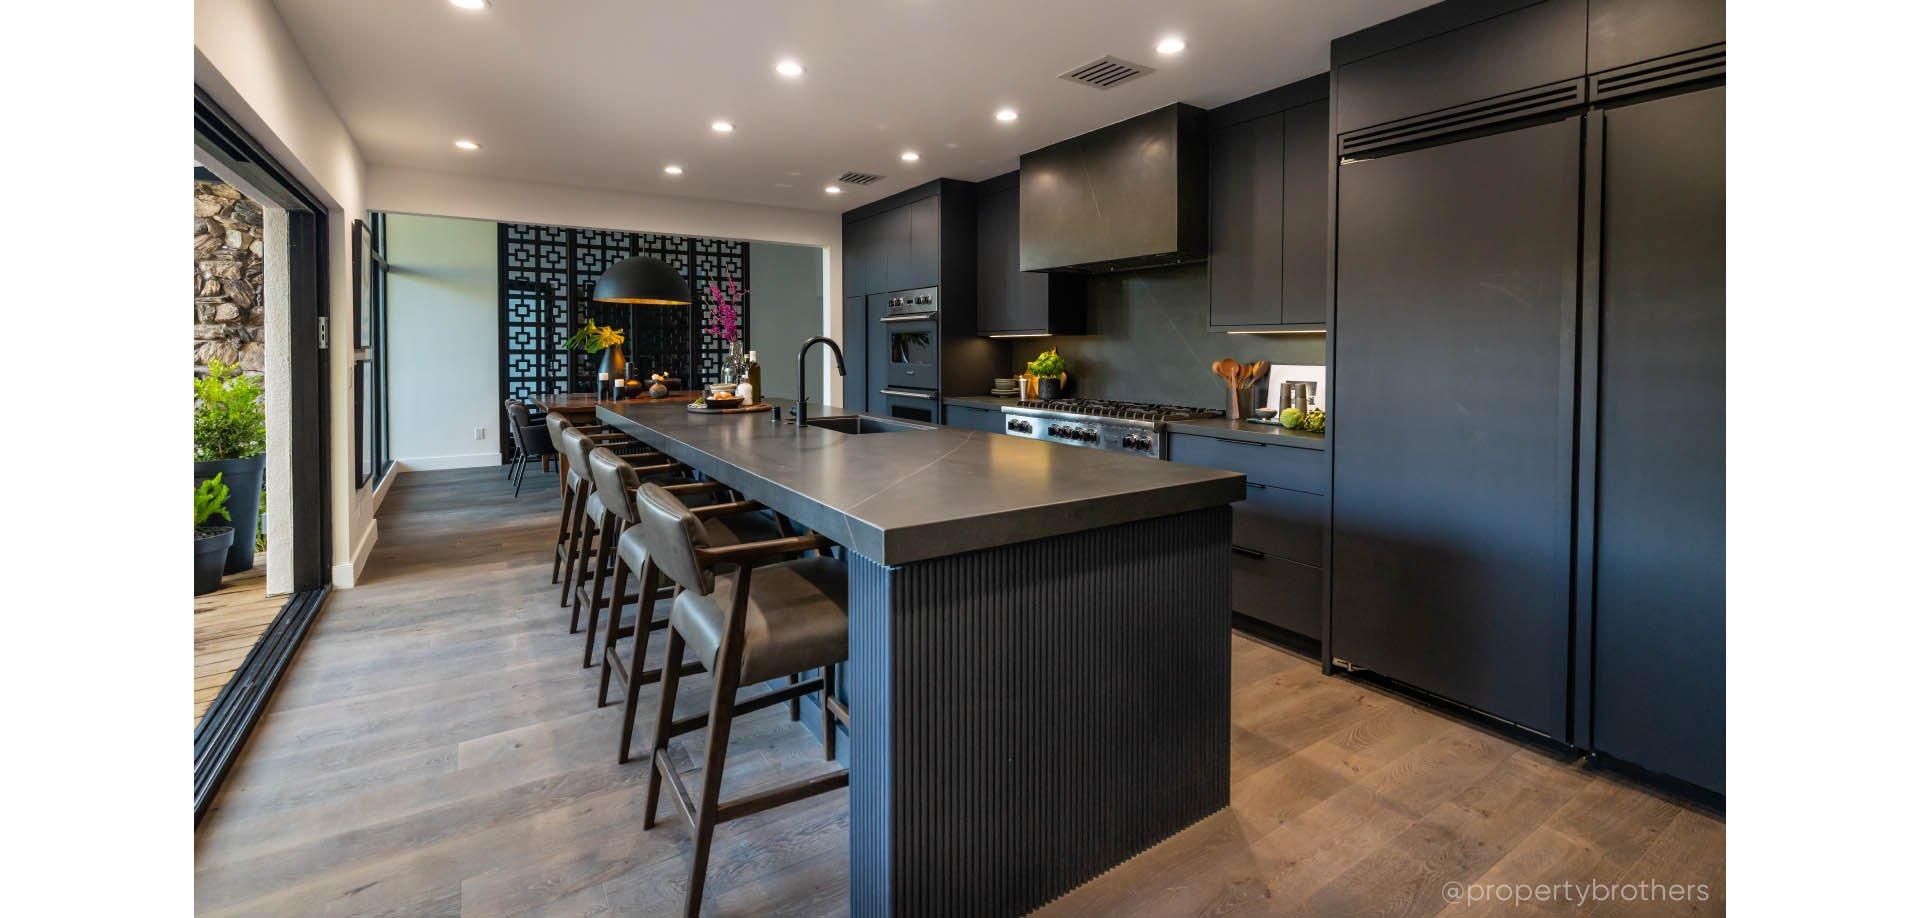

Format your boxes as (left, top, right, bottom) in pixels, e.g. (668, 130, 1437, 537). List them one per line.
(598, 397, 1243, 917)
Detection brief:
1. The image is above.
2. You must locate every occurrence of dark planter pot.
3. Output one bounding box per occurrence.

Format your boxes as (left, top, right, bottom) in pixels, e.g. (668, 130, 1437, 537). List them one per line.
(1036, 376, 1062, 400)
(195, 526, 235, 595)
(195, 454, 265, 575)
(598, 345, 627, 395)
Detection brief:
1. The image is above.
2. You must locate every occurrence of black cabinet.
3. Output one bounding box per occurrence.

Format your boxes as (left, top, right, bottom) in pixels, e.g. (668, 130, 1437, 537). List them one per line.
(1207, 112, 1284, 328)
(1169, 433, 1327, 640)
(845, 216, 879, 297)
(1588, 0, 1724, 73)
(941, 402, 1005, 434)
(1281, 100, 1329, 326)
(842, 295, 867, 411)
(1207, 78, 1328, 331)
(873, 205, 912, 293)
(1333, 0, 1587, 135)
(864, 293, 890, 412)
(975, 173, 1085, 336)
(904, 196, 940, 290)
(1331, 117, 1582, 739)
(1587, 85, 1725, 793)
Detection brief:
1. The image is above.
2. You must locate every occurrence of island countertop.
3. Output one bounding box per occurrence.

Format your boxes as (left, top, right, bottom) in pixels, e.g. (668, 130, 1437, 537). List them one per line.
(597, 397, 1244, 565)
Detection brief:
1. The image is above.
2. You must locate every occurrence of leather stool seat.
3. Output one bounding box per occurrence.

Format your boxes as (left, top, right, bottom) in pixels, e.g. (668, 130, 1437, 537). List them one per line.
(670, 556, 849, 684)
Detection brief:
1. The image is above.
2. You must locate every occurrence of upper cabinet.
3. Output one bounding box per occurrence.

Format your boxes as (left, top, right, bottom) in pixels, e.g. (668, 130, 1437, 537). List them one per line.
(1208, 75, 1329, 331)
(844, 193, 941, 296)
(1333, 0, 1586, 137)
(975, 173, 1086, 336)
(1588, 0, 1724, 74)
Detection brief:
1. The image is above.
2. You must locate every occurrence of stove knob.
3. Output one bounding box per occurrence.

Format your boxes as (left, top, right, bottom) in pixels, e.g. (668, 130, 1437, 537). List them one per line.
(1047, 425, 1062, 437)
(1083, 428, 1099, 443)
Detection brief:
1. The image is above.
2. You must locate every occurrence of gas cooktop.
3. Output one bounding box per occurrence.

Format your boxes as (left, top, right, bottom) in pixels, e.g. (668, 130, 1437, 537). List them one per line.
(1010, 398, 1224, 423)
(999, 399, 1224, 458)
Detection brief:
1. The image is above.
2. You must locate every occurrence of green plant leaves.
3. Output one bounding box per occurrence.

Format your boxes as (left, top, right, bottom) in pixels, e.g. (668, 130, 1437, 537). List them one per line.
(195, 472, 232, 527)
(194, 359, 266, 461)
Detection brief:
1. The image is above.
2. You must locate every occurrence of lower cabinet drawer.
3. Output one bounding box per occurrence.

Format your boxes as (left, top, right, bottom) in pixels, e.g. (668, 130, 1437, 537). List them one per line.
(1167, 433, 1326, 493)
(1231, 550, 1321, 639)
(942, 404, 1004, 434)
(1233, 482, 1324, 567)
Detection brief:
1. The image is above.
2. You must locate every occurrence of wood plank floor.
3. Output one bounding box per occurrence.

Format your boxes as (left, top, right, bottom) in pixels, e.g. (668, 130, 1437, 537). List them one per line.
(194, 466, 1724, 916)
(195, 552, 286, 723)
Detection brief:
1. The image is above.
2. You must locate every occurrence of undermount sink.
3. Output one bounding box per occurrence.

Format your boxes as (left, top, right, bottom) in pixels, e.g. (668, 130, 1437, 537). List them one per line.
(806, 415, 934, 435)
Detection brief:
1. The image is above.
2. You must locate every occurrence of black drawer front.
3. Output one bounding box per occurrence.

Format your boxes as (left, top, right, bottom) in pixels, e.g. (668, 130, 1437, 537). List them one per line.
(943, 404, 1004, 434)
(1231, 550, 1321, 639)
(1167, 434, 1326, 494)
(1233, 483, 1324, 567)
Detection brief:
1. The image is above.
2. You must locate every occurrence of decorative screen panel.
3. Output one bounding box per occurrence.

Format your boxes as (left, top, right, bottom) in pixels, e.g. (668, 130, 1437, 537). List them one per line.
(496, 222, 750, 459)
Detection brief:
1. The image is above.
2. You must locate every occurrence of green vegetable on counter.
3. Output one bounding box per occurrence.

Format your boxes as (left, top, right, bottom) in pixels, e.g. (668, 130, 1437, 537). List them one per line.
(1302, 408, 1326, 432)
(1278, 407, 1304, 429)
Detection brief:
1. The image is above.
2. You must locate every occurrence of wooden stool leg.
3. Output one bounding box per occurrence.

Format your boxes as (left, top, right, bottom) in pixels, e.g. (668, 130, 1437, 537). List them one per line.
(788, 673, 801, 721)
(619, 562, 663, 760)
(552, 476, 575, 584)
(643, 627, 687, 820)
(599, 551, 630, 707)
(561, 485, 590, 616)
(582, 515, 617, 668)
(683, 629, 745, 918)
(821, 663, 837, 761)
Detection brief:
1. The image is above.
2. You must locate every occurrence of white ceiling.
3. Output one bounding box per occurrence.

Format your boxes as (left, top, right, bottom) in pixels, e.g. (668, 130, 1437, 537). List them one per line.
(270, 0, 1431, 213)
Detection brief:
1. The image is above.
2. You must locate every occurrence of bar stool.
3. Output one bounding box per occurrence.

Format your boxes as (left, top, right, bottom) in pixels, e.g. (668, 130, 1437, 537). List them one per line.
(586, 451, 795, 755)
(503, 399, 556, 498)
(556, 424, 672, 627)
(573, 445, 728, 670)
(633, 482, 853, 917)
(546, 412, 633, 586)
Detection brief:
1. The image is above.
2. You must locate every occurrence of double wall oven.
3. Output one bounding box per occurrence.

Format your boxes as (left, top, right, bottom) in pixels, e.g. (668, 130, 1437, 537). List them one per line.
(874, 286, 940, 423)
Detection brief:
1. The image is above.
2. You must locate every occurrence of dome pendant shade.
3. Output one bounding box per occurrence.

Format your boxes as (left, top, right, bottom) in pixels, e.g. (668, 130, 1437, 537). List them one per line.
(592, 255, 693, 305)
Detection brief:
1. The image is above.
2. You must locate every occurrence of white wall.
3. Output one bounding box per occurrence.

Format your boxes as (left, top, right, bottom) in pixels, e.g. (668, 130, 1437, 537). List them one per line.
(385, 215, 501, 470)
(367, 164, 846, 403)
(195, 0, 376, 587)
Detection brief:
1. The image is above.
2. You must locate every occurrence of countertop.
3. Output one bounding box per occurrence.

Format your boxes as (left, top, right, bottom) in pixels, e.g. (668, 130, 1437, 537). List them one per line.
(1163, 417, 1327, 450)
(598, 398, 1244, 566)
(943, 394, 1326, 450)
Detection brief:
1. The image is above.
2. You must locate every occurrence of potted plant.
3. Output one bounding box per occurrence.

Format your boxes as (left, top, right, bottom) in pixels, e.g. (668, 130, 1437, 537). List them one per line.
(563, 319, 628, 386)
(1027, 348, 1068, 400)
(195, 474, 234, 596)
(705, 272, 749, 382)
(194, 360, 266, 574)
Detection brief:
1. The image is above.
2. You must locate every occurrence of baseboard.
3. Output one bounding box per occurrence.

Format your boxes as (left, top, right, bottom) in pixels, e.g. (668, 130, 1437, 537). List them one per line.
(396, 452, 501, 472)
(369, 463, 399, 513)
(332, 515, 378, 588)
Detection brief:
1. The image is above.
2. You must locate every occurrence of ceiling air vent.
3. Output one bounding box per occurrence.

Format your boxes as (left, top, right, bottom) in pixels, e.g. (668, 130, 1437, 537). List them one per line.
(838, 171, 885, 186)
(1059, 55, 1154, 90)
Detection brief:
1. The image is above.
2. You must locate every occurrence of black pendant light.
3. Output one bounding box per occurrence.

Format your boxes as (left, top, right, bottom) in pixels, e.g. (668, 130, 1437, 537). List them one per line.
(592, 255, 693, 305)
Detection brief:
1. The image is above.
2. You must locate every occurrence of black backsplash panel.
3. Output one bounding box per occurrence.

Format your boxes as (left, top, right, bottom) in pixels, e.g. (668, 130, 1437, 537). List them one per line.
(1004, 263, 1324, 407)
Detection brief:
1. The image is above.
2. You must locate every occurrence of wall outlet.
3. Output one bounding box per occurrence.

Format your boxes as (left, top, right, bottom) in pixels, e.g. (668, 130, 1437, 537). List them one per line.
(475, 427, 486, 440)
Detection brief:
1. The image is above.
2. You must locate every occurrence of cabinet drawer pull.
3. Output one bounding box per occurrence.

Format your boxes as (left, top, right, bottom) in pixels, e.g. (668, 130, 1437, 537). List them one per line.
(880, 388, 938, 400)
(1231, 545, 1266, 560)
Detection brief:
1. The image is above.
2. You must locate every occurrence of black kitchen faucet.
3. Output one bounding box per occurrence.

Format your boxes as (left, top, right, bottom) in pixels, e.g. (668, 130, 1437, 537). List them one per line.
(794, 336, 845, 429)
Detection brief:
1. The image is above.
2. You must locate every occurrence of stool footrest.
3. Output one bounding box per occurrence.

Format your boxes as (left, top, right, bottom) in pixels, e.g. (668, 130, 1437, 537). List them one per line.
(664, 677, 824, 739)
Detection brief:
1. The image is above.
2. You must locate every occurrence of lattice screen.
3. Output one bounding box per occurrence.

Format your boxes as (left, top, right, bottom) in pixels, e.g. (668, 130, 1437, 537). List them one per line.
(497, 223, 750, 457)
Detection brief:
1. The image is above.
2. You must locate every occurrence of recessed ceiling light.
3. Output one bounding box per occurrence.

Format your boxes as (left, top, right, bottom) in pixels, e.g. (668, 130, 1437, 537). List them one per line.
(995, 108, 1019, 123)
(710, 120, 734, 133)
(663, 164, 684, 176)
(1156, 35, 1187, 55)
(775, 59, 805, 78)
(900, 151, 920, 162)
(453, 139, 481, 151)
(449, 0, 489, 10)
(824, 185, 842, 195)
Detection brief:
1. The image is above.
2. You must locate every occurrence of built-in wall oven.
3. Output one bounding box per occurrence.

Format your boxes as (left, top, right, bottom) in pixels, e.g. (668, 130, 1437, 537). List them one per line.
(882, 287, 938, 391)
(877, 385, 941, 424)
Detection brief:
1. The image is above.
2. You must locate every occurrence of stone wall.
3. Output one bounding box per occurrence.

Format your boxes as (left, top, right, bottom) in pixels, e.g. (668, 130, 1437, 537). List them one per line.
(194, 179, 266, 375)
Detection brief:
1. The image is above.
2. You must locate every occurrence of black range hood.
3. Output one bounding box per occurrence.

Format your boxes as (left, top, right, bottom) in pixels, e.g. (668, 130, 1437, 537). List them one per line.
(1018, 103, 1208, 273)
